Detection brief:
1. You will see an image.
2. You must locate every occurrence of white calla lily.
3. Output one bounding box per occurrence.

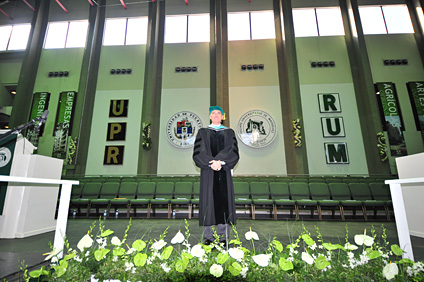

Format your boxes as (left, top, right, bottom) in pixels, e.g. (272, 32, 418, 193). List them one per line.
(151, 240, 167, 250)
(229, 248, 244, 261)
(210, 264, 223, 278)
(383, 262, 399, 280)
(111, 236, 121, 246)
(191, 244, 205, 258)
(77, 234, 93, 252)
(171, 230, 185, 244)
(344, 242, 359, 251)
(245, 227, 259, 241)
(43, 248, 62, 261)
(301, 252, 314, 265)
(252, 254, 271, 267)
(354, 229, 374, 246)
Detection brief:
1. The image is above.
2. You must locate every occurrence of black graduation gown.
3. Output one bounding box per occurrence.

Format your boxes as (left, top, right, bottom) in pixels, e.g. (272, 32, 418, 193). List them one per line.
(193, 127, 239, 226)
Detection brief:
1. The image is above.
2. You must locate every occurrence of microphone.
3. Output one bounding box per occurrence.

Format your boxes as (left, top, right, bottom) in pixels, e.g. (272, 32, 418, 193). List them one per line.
(35, 110, 49, 133)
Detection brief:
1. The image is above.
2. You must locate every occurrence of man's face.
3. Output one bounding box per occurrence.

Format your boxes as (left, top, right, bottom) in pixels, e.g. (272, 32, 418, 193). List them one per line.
(210, 110, 223, 124)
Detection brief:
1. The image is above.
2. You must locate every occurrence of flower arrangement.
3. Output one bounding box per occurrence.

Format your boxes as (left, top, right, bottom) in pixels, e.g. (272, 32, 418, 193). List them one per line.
(25, 220, 424, 282)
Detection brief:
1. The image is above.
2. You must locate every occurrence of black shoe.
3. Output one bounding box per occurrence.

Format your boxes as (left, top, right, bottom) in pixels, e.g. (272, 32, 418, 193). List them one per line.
(219, 240, 227, 246)
(203, 239, 213, 245)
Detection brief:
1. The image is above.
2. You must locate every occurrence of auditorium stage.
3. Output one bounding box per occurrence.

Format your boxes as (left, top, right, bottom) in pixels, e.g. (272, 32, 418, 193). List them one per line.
(1, 219, 423, 280)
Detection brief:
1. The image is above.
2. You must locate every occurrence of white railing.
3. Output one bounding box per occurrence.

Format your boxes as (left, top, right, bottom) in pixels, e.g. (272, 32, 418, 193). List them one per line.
(0, 176, 79, 258)
(385, 177, 424, 261)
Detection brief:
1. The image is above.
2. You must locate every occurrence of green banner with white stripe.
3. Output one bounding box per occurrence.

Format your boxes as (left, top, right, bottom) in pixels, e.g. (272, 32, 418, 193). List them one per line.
(26, 92, 51, 148)
(375, 82, 407, 156)
(407, 81, 424, 140)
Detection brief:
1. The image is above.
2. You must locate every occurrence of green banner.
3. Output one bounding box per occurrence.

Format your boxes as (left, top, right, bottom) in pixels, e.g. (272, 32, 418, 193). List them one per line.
(26, 92, 51, 147)
(375, 82, 407, 156)
(52, 91, 77, 159)
(407, 81, 424, 139)
(0, 134, 17, 215)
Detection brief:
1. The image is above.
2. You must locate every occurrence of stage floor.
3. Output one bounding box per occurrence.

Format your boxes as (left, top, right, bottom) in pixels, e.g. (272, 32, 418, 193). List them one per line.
(1, 219, 423, 280)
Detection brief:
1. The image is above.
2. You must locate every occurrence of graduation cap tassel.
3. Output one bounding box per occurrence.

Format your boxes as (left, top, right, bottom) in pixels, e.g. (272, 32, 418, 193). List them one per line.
(185, 0, 188, 5)
(120, 0, 127, 9)
(87, 0, 95, 6)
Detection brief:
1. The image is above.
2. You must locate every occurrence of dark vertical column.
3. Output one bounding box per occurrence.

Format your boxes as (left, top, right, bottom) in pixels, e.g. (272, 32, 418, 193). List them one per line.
(406, 0, 424, 66)
(210, 0, 230, 125)
(273, 0, 309, 175)
(72, 0, 106, 175)
(339, 0, 389, 175)
(9, 0, 49, 128)
(137, 1, 165, 175)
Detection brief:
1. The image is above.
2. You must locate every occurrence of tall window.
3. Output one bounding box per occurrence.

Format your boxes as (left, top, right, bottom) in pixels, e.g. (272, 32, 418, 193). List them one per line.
(103, 17, 148, 46)
(0, 24, 31, 51)
(164, 14, 210, 43)
(292, 7, 345, 37)
(359, 5, 414, 34)
(227, 11, 276, 41)
(44, 21, 89, 49)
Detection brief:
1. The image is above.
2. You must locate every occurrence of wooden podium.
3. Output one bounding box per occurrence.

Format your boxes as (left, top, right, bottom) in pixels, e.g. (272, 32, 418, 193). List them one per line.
(0, 134, 64, 238)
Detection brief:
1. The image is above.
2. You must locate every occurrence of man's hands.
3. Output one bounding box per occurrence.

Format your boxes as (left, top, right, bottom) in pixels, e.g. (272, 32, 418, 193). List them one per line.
(209, 160, 222, 171)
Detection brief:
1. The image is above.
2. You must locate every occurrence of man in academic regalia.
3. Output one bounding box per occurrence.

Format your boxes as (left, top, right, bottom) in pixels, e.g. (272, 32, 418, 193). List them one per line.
(192, 106, 239, 245)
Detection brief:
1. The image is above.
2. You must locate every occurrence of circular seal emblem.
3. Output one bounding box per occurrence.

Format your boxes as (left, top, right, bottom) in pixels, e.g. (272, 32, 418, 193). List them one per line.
(166, 111, 203, 148)
(0, 147, 12, 168)
(237, 110, 277, 148)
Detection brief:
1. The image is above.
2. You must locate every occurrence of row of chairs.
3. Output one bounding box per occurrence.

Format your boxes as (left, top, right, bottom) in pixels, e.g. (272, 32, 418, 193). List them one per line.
(69, 181, 392, 221)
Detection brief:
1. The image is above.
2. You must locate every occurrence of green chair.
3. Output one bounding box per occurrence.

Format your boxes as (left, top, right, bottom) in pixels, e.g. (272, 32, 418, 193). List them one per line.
(328, 183, 361, 221)
(69, 183, 84, 216)
(234, 182, 252, 218)
(71, 182, 102, 218)
(110, 182, 138, 218)
(150, 182, 174, 218)
(308, 177, 326, 183)
(308, 183, 339, 221)
(90, 182, 120, 218)
(289, 182, 316, 220)
(369, 182, 392, 220)
(130, 182, 156, 218)
(250, 182, 273, 219)
(270, 182, 296, 219)
(349, 183, 387, 221)
(191, 182, 200, 218)
(170, 182, 193, 219)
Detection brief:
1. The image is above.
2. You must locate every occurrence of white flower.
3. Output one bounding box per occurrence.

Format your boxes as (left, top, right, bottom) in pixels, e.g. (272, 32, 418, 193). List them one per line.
(112, 256, 118, 262)
(126, 248, 136, 255)
(43, 248, 62, 261)
(96, 238, 107, 249)
(383, 262, 399, 280)
(252, 254, 270, 267)
(344, 242, 358, 251)
(210, 264, 223, 278)
(77, 234, 93, 252)
(161, 263, 171, 273)
(354, 230, 374, 246)
(151, 240, 167, 250)
(301, 252, 314, 265)
(171, 231, 185, 244)
(191, 244, 205, 258)
(111, 236, 121, 246)
(309, 243, 317, 250)
(240, 267, 248, 278)
(229, 248, 244, 261)
(245, 227, 259, 241)
(125, 262, 135, 272)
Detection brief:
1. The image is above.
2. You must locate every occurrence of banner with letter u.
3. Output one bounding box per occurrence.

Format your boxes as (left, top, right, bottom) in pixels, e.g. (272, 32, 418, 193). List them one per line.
(52, 91, 77, 159)
(375, 82, 407, 156)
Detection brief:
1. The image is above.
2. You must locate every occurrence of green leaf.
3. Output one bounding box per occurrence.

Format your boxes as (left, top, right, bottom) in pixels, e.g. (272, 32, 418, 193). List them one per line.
(181, 252, 193, 260)
(229, 239, 241, 246)
(175, 259, 187, 273)
(367, 250, 381, 260)
(113, 247, 125, 257)
(229, 262, 242, 276)
(29, 267, 49, 278)
(272, 240, 283, 252)
(398, 258, 414, 265)
(322, 243, 342, 251)
(216, 253, 229, 264)
(133, 253, 147, 267)
(132, 240, 146, 251)
(55, 265, 67, 278)
(302, 234, 315, 246)
(203, 245, 213, 254)
(279, 257, 294, 271)
(314, 255, 330, 270)
(99, 229, 114, 237)
(161, 246, 173, 260)
(94, 249, 110, 261)
(391, 244, 405, 256)
(63, 253, 76, 261)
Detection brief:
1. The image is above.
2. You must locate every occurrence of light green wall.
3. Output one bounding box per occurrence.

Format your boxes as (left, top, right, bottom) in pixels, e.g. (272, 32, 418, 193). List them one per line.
(0, 59, 22, 85)
(85, 89, 143, 176)
(300, 83, 369, 175)
(33, 48, 85, 156)
(296, 36, 353, 84)
(366, 34, 424, 172)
